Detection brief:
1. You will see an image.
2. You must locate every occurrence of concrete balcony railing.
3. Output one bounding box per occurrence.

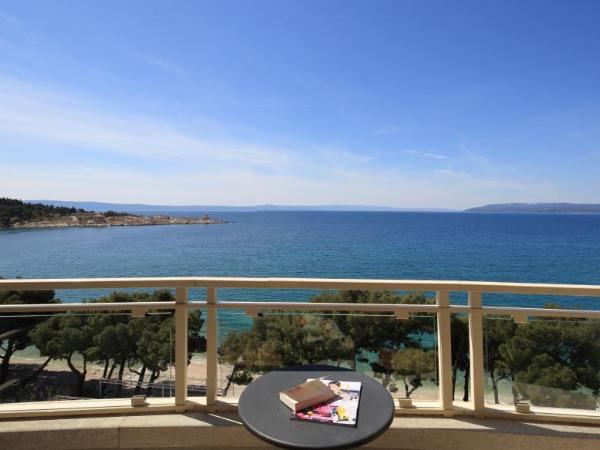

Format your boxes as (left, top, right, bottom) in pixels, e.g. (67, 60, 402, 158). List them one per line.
(0, 276, 599, 435)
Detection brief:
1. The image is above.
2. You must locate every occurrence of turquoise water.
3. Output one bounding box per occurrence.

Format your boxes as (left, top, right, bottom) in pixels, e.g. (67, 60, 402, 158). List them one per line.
(2, 212, 600, 329)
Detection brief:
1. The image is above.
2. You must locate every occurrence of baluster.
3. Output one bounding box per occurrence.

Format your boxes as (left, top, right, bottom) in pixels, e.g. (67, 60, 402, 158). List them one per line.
(175, 287, 189, 407)
(436, 290, 453, 414)
(468, 291, 485, 412)
(206, 287, 218, 407)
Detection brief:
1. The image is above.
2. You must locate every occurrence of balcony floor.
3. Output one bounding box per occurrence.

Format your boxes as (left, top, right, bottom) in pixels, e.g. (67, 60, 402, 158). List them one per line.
(1, 412, 600, 450)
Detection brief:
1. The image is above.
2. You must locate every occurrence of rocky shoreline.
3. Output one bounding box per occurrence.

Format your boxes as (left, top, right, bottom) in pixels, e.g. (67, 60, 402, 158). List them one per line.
(11, 212, 228, 228)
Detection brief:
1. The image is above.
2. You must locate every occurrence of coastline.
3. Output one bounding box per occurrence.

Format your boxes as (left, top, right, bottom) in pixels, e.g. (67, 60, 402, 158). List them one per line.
(7, 213, 228, 229)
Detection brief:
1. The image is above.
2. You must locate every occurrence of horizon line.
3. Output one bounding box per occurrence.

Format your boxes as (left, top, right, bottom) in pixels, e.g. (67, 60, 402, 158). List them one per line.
(24, 199, 458, 212)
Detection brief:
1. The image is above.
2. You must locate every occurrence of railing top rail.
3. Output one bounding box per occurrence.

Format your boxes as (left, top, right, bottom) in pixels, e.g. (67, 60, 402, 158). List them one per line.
(0, 277, 194, 290)
(1, 277, 600, 297)
(214, 300, 438, 313)
(2, 299, 599, 317)
(0, 301, 176, 313)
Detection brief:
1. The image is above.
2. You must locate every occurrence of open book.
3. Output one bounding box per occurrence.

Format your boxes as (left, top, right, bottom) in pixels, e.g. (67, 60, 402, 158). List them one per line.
(291, 379, 362, 427)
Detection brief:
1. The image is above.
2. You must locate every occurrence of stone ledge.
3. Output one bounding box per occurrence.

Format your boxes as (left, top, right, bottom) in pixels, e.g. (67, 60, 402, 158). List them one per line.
(0, 413, 599, 450)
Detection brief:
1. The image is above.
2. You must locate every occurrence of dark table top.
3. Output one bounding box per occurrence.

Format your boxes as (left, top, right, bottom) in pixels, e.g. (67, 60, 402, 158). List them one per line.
(237, 365, 395, 449)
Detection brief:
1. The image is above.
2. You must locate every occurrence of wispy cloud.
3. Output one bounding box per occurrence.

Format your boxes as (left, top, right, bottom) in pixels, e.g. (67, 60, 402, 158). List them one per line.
(374, 125, 402, 135)
(136, 53, 188, 78)
(0, 74, 567, 209)
(588, 150, 600, 158)
(0, 10, 19, 26)
(0, 154, 560, 210)
(403, 149, 447, 160)
(431, 168, 531, 192)
(315, 147, 373, 166)
(433, 168, 460, 176)
(0, 75, 296, 171)
(461, 150, 491, 169)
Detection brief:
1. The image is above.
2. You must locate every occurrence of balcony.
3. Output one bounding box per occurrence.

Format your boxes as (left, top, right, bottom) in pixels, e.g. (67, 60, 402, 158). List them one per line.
(1, 277, 599, 449)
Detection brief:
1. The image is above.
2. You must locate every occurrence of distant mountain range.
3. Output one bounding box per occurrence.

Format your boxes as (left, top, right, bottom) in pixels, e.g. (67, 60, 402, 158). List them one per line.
(28, 200, 454, 213)
(22, 200, 600, 214)
(465, 203, 600, 213)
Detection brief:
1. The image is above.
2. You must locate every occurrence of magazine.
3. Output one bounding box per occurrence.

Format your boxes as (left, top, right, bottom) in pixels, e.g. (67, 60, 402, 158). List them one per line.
(291, 379, 362, 427)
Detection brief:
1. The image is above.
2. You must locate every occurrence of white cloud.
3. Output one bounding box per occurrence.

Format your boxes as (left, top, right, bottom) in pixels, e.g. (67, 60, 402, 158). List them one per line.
(374, 125, 402, 135)
(0, 75, 296, 171)
(315, 147, 373, 166)
(0, 156, 564, 210)
(135, 54, 188, 78)
(433, 169, 460, 176)
(0, 11, 19, 26)
(403, 149, 447, 160)
(461, 150, 492, 168)
(0, 74, 570, 209)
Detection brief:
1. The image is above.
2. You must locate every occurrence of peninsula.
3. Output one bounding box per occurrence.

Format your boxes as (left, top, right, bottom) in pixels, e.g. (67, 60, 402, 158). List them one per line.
(0, 198, 227, 228)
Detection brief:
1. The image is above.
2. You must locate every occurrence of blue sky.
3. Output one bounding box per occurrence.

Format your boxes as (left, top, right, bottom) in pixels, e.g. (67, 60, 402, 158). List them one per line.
(1, 0, 599, 209)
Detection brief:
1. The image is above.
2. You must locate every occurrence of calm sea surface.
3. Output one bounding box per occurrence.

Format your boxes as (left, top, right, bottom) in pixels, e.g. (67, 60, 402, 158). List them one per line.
(1, 211, 600, 334)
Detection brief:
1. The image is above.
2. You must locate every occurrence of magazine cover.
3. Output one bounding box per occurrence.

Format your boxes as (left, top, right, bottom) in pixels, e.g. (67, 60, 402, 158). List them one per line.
(291, 379, 362, 427)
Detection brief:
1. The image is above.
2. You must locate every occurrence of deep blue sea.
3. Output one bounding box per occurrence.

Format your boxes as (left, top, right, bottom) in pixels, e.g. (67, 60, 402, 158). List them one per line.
(1, 211, 600, 335)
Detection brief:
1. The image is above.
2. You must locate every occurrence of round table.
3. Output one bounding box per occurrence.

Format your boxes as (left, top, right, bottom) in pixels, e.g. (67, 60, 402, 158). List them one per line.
(238, 365, 395, 449)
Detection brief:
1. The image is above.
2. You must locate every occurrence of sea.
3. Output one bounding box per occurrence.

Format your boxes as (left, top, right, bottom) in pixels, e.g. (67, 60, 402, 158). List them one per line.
(2, 211, 600, 337)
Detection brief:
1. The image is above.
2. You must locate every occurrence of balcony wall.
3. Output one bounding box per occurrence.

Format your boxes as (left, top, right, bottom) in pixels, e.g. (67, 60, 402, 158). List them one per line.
(1, 276, 599, 435)
(1, 413, 600, 450)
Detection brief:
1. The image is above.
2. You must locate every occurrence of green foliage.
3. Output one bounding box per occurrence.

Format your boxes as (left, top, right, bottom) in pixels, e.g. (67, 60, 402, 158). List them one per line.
(30, 314, 96, 395)
(29, 290, 206, 398)
(571, 320, 600, 397)
(498, 317, 600, 408)
(0, 198, 83, 227)
(0, 288, 59, 385)
(220, 291, 600, 408)
(219, 290, 437, 397)
(3, 284, 599, 409)
(312, 290, 435, 393)
(484, 316, 518, 403)
(449, 315, 470, 400)
(391, 348, 436, 397)
(312, 290, 434, 354)
(220, 314, 353, 372)
(218, 312, 354, 396)
(103, 210, 130, 217)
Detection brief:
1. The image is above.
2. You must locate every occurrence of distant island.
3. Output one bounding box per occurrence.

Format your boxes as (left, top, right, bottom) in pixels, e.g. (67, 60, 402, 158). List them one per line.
(465, 203, 600, 214)
(0, 198, 226, 228)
